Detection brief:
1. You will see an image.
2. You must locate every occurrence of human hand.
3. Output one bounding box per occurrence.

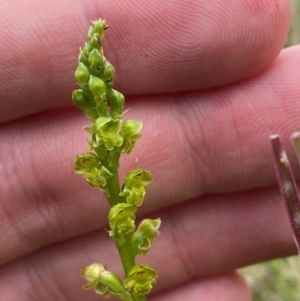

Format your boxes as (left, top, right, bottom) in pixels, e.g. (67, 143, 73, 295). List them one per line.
(0, 0, 295, 300)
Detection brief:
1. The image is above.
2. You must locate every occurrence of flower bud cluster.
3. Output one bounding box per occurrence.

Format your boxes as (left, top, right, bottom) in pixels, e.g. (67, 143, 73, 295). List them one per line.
(73, 19, 144, 189)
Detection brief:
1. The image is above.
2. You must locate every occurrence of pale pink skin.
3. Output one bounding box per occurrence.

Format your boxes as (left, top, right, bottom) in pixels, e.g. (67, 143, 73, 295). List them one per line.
(0, 0, 295, 300)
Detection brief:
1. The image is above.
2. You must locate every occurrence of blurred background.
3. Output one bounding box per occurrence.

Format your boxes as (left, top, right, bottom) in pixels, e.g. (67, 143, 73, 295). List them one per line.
(240, 1, 300, 300)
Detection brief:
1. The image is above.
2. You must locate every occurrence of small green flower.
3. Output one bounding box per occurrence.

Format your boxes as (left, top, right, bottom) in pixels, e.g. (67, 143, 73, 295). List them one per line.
(123, 264, 157, 296)
(74, 152, 100, 173)
(94, 116, 123, 151)
(120, 169, 153, 206)
(81, 263, 130, 300)
(84, 166, 112, 188)
(120, 120, 143, 154)
(108, 203, 137, 236)
(132, 219, 161, 256)
(74, 153, 112, 188)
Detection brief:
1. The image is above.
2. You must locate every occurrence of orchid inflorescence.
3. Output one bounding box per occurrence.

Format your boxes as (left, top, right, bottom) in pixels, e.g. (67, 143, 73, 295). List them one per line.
(72, 19, 161, 301)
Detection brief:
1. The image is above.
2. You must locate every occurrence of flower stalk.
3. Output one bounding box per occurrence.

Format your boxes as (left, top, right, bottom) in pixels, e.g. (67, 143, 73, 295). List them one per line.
(270, 134, 300, 253)
(73, 19, 160, 300)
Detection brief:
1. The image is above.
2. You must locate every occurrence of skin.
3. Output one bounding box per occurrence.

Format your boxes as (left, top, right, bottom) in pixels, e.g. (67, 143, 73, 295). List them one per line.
(0, 0, 296, 300)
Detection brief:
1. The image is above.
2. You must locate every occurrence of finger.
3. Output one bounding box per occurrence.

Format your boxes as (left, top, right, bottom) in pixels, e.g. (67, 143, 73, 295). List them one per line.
(152, 272, 251, 301)
(0, 0, 290, 122)
(0, 186, 293, 300)
(1, 46, 300, 265)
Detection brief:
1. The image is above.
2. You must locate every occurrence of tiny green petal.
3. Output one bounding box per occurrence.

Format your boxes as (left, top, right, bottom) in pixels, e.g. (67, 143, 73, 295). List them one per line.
(95, 116, 112, 131)
(138, 218, 161, 240)
(125, 169, 152, 186)
(94, 282, 110, 298)
(126, 186, 146, 206)
(132, 219, 161, 256)
(84, 168, 107, 187)
(75, 62, 90, 86)
(99, 165, 113, 179)
(121, 120, 143, 139)
(120, 120, 143, 154)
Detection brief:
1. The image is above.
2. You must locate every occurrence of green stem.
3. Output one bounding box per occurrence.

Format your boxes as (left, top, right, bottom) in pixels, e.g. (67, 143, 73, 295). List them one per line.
(114, 234, 135, 277)
(104, 156, 136, 277)
(105, 165, 123, 206)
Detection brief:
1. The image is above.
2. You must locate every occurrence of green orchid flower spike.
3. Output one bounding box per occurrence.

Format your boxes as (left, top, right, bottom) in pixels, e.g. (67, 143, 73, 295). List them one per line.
(73, 19, 161, 301)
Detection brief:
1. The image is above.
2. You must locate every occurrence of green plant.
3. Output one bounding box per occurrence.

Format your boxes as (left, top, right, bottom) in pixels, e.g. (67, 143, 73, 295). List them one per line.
(72, 19, 160, 301)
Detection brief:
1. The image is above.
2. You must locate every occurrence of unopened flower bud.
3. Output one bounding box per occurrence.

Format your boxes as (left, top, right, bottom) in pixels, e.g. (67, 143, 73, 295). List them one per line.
(81, 42, 92, 58)
(88, 48, 104, 71)
(109, 89, 125, 119)
(83, 107, 99, 121)
(95, 96, 109, 116)
(90, 34, 101, 49)
(72, 89, 94, 109)
(92, 19, 108, 38)
(89, 75, 106, 97)
(101, 61, 115, 83)
(75, 62, 90, 86)
(88, 26, 95, 41)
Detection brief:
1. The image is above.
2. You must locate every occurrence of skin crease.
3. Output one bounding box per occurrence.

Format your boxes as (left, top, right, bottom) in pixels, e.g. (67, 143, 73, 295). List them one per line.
(0, 0, 296, 300)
